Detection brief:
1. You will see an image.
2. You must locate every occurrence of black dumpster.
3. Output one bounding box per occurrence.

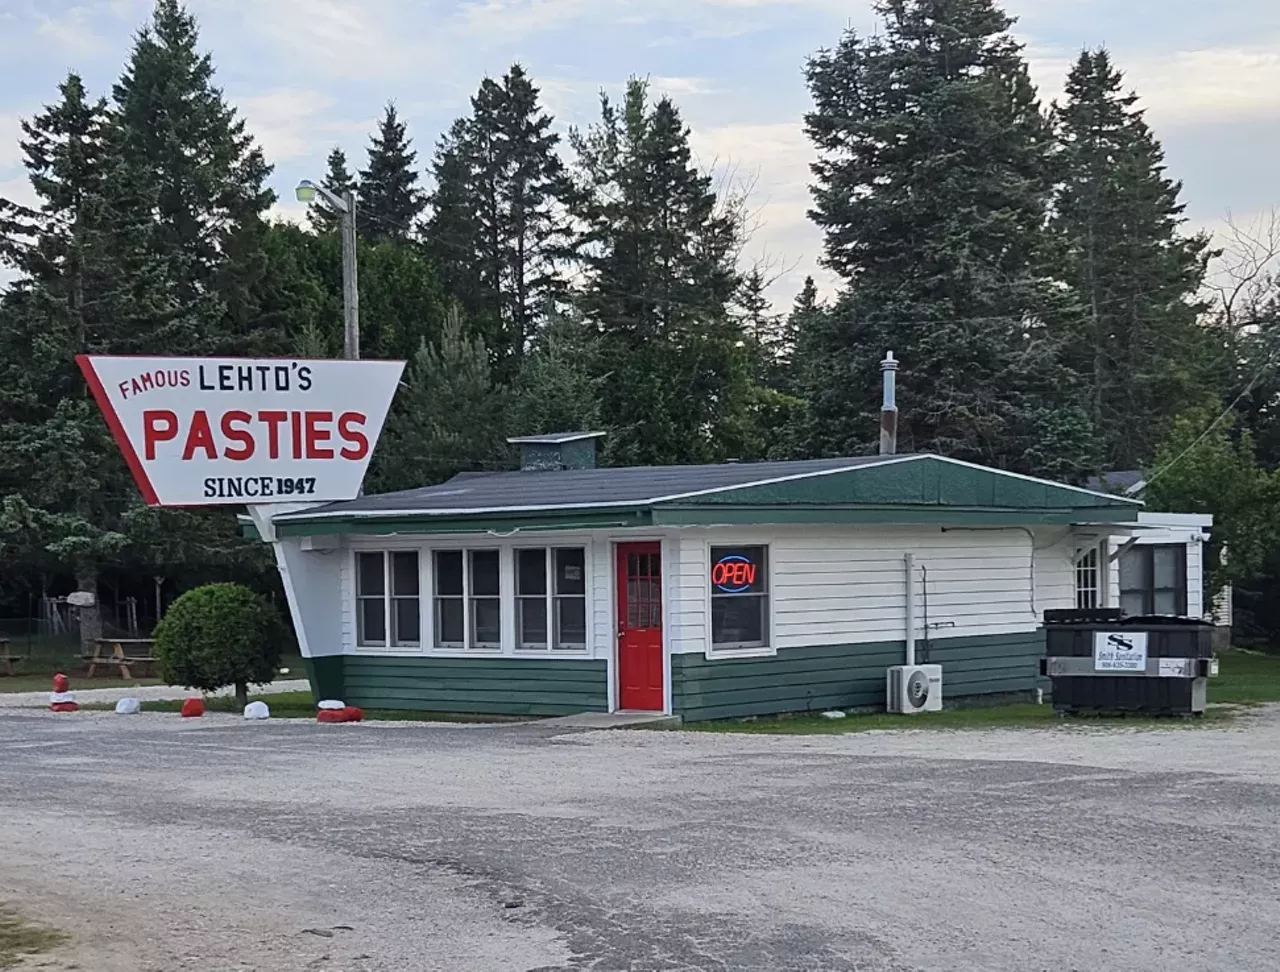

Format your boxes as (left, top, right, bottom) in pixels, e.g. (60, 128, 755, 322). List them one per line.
(1040, 609, 1217, 716)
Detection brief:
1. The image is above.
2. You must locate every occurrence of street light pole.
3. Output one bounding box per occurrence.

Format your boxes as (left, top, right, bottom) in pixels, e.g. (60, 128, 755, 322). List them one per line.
(295, 179, 359, 360)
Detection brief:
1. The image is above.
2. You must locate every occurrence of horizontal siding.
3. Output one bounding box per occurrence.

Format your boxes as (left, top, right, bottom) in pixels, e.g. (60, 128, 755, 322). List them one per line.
(673, 631, 1045, 722)
(336, 656, 608, 716)
(671, 526, 1048, 654)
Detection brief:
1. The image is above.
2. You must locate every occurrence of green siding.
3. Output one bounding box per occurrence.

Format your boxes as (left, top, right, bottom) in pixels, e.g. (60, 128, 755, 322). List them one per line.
(304, 655, 344, 702)
(308, 655, 609, 715)
(672, 631, 1046, 722)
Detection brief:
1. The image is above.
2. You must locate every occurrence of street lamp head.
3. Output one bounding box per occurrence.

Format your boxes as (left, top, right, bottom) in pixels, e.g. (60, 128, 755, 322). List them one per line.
(295, 179, 318, 204)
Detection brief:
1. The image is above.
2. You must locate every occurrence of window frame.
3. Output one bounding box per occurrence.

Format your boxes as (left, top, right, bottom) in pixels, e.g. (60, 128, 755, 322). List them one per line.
(1074, 545, 1101, 610)
(349, 539, 593, 657)
(514, 546, 590, 653)
(1119, 543, 1188, 617)
(704, 542, 775, 660)
(353, 549, 423, 652)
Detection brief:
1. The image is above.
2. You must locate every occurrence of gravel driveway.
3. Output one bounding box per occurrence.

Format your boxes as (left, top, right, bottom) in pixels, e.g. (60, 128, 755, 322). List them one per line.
(2, 707, 1279, 971)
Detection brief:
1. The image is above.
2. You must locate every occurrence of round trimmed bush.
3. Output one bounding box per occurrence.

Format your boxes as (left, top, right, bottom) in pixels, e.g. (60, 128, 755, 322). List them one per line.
(154, 583, 289, 707)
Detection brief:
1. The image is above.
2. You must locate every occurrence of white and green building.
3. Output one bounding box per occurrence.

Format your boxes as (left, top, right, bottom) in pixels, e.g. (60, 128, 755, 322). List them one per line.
(246, 434, 1214, 721)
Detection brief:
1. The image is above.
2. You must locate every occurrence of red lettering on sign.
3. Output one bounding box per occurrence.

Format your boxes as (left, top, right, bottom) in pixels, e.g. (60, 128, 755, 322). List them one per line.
(182, 410, 218, 460)
(305, 411, 334, 459)
(143, 410, 179, 460)
(257, 411, 287, 459)
(289, 411, 303, 460)
(338, 412, 368, 460)
(220, 410, 254, 461)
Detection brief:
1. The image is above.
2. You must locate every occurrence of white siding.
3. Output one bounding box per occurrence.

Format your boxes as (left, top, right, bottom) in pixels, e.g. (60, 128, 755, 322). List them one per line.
(671, 525, 1052, 655)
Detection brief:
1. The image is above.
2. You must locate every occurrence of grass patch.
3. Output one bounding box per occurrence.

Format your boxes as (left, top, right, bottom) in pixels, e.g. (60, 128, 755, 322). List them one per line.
(1209, 649, 1280, 704)
(0, 906, 66, 969)
(85, 690, 524, 724)
(683, 704, 1233, 735)
(683, 650, 1280, 735)
(0, 655, 305, 694)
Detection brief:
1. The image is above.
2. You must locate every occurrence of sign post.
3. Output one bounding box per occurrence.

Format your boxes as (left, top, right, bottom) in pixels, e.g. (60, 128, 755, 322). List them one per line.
(77, 356, 404, 507)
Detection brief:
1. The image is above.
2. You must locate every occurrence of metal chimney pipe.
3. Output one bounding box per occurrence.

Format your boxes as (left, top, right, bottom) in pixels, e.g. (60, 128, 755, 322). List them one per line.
(880, 351, 899, 456)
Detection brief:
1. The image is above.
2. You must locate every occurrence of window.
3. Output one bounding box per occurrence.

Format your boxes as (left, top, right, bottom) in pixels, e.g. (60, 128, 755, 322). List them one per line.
(1075, 547, 1100, 609)
(709, 546, 769, 651)
(355, 551, 420, 648)
(517, 547, 588, 650)
(433, 549, 501, 650)
(1119, 544, 1187, 617)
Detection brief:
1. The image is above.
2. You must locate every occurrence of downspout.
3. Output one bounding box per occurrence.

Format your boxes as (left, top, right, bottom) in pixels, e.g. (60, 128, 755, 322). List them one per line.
(904, 553, 916, 666)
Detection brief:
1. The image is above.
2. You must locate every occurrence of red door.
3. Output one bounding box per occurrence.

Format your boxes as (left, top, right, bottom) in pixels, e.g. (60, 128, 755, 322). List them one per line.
(617, 542, 664, 711)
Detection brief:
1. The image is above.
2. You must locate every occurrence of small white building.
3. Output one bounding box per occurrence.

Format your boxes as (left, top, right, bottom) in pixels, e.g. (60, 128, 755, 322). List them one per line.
(248, 435, 1219, 721)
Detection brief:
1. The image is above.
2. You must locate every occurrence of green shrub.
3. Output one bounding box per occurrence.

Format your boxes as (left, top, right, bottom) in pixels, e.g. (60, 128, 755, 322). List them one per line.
(154, 583, 289, 707)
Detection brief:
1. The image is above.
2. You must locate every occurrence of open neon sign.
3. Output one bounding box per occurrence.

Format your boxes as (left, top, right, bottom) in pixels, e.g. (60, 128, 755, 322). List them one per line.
(712, 554, 758, 593)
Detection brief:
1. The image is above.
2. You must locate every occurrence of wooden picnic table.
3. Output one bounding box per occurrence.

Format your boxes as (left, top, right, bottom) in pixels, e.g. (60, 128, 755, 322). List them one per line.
(83, 638, 157, 680)
(0, 637, 21, 676)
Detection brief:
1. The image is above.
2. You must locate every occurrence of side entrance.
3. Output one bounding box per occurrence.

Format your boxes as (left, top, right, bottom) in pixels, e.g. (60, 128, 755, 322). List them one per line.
(616, 542, 664, 711)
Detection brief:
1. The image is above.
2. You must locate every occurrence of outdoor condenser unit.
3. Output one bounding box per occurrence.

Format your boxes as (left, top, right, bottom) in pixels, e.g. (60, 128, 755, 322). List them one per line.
(886, 664, 943, 714)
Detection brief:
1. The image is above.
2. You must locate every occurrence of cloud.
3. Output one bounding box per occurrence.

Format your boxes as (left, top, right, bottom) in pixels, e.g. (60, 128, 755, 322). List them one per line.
(0, 113, 25, 171)
(1126, 48, 1280, 128)
(690, 121, 836, 301)
(35, 5, 104, 53)
(232, 88, 361, 164)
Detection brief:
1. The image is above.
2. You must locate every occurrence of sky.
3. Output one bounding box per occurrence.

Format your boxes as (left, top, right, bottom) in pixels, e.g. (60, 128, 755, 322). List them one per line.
(1, 0, 1277, 304)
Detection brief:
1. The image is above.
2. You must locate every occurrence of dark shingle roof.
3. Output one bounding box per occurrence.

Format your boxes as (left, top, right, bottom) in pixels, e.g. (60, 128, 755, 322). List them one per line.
(278, 455, 906, 520)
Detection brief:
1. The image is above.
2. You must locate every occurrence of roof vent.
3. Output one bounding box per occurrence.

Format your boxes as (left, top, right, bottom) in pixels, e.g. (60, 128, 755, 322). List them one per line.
(507, 432, 605, 472)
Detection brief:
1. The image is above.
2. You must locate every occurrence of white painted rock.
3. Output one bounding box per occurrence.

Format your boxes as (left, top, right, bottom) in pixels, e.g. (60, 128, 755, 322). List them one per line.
(317, 699, 345, 711)
(244, 701, 270, 720)
(115, 697, 141, 715)
(821, 710, 847, 720)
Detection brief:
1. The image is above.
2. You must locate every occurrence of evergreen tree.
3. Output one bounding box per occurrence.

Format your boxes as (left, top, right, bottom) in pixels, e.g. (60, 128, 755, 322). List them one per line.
(112, 0, 274, 353)
(0, 71, 251, 649)
(359, 102, 425, 244)
(1052, 49, 1215, 470)
(568, 78, 750, 465)
(509, 309, 605, 438)
(371, 306, 510, 490)
(309, 146, 356, 231)
(426, 65, 573, 374)
(801, 0, 1093, 475)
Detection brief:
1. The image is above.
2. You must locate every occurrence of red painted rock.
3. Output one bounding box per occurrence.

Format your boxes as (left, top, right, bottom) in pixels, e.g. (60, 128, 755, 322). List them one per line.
(317, 708, 346, 723)
(180, 697, 205, 718)
(49, 674, 77, 712)
(343, 706, 364, 723)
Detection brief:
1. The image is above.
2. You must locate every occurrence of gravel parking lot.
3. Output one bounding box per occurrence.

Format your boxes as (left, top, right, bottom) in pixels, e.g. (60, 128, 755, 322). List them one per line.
(2, 707, 1279, 971)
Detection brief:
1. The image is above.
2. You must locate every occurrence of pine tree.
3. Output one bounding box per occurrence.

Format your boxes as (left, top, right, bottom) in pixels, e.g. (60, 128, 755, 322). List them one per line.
(309, 146, 356, 231)
(509, 309, 605, 438)
(371, 307, 510, 491)
(568, 78, 750, 465)
(359, 102, 425, 244)
(426, 65, 573, 375)
(0, 71, 242, 649)
(112, 0, 274, 353)
(1052, 49, 1214, 470)
(802, 0, 1094, 475)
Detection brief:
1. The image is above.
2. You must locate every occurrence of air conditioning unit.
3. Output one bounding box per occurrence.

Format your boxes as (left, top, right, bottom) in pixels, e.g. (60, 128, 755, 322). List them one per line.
(886, 665, 943, 714)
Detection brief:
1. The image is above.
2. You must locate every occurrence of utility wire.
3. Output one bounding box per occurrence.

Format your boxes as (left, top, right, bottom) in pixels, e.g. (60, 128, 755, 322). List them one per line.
(1138, 351, 1279, 494)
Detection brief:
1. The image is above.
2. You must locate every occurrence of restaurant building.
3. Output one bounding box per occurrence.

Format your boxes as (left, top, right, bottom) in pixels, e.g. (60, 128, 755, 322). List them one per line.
(246, 432, 1214, 721)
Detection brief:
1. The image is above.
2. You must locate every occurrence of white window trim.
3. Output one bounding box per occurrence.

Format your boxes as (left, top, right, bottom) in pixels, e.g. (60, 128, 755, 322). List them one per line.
(352, 548, 425, 653)
(347, 537, 594, 658)
(703, 540, 776, 660)
(513, 545, 591, 655)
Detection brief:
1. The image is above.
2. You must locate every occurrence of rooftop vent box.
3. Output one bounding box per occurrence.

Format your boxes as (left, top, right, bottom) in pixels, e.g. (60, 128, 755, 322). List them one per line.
(507, 432, 606, 472)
